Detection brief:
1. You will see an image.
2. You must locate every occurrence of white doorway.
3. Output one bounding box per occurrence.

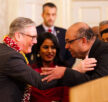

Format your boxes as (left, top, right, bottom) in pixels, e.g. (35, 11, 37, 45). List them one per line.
(71, 0, 108, 26)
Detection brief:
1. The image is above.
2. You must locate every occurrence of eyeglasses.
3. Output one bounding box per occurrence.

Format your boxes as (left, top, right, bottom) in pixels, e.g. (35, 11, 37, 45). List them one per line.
(20, 32, 37, 40)
(65, 37, 83, 44)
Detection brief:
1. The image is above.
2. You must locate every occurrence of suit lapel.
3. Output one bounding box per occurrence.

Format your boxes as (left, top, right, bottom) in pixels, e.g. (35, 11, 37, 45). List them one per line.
(40, 25, 46, 32)
(54, 27, 60, 36)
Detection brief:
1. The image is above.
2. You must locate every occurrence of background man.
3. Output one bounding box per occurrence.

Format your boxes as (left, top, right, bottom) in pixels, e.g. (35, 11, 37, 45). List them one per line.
(91, 26, 101, 40)
(41, 22, 108, 86)
(27, 2, 75, 67)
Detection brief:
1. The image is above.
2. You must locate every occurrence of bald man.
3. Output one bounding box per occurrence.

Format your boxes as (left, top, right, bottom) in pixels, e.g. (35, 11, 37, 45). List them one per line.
(42, 22, 108, 86)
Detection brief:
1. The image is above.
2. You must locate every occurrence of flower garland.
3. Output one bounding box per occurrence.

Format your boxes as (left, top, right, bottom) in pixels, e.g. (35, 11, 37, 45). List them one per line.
(3, 35, 21, 52)
(3, 35, 31, 102)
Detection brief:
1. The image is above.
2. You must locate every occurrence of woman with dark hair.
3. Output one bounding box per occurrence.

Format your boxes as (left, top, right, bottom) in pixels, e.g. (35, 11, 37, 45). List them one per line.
(32, 32, 68, 68)
(30, 32, 69, 102)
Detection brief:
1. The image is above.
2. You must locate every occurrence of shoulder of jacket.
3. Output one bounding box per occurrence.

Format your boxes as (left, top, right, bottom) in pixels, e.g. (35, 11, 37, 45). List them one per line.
(55, 26, 66, 31)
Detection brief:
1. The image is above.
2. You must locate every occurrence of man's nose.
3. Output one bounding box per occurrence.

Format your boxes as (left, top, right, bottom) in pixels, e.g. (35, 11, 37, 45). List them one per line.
(65, 43, 69, 49)
(33, 38, 37, 44)
(50, 15, 54, 19)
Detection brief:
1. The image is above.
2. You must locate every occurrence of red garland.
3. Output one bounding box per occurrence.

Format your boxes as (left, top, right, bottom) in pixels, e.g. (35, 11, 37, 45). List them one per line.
(3, 36, 21, 52)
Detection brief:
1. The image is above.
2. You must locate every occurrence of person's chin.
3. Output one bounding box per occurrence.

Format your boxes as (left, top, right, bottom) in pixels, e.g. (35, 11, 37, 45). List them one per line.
(48, 23, 53, 27)
(46, 58, 53, 62)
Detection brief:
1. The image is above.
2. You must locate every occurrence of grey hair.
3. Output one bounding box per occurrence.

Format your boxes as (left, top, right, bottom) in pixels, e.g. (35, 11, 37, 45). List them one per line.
(77, 27, 95, 40)
(9, 17, 36, 37)
(99, 20, 108, 26)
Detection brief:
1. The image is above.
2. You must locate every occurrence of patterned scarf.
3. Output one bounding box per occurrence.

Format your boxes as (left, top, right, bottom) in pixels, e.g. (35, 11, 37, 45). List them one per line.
(3, 35, 32, 102)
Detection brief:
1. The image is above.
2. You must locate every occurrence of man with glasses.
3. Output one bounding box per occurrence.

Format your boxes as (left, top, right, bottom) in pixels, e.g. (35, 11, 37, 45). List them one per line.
(41, 22, 108, 86)
(0, 17, 58, 102)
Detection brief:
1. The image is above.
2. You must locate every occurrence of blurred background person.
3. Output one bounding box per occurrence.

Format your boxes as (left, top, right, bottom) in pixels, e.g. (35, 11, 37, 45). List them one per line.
(99, 20, 108, 42)
(92, 26, 101, 40)
(26, 2, 75, 67)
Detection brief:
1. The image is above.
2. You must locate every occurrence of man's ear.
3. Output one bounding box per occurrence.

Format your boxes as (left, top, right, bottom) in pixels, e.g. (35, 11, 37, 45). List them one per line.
(14, 32, 22, 42)
(81, 37, 89, 51)
(41, 13, 44, 18)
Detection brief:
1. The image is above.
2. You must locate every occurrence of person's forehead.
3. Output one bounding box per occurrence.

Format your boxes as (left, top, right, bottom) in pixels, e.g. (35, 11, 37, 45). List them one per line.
(24, 26, 36, 30)
(42, 39, 54, 45)
(24, 26, 37, 34)
(102, 33, 108, 38)
(44, 6, 56, 12)
(66, 26, 78, 39)
(100, 24, 108, 32)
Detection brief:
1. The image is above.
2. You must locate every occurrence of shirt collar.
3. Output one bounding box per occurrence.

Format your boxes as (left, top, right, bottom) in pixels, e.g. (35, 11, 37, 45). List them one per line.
(42, 23, 54, 32)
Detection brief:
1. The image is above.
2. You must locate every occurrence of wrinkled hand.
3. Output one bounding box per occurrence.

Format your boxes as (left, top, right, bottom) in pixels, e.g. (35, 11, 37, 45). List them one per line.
(41, 66, 66, 82)
(73, 56, 97, 73)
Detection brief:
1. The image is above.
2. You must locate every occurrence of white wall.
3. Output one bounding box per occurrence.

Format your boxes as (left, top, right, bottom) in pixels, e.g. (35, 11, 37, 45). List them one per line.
(0, 0, 44, 42)
(71, 0, 108, 27)
(0, 0, 8, 42)
(0, 0, 108, 42)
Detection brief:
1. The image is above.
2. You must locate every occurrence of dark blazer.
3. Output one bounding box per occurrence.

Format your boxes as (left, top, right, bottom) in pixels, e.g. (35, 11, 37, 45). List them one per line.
(33, 24, 75, 67)
(0, 43, 57, 102)
(60, 39, 108, 86)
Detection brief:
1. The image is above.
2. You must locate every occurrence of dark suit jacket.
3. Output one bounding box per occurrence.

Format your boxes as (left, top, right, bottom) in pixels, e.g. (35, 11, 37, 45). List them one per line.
(29, 24, 75, 67)
(0, 43, 57, 102)
(60, 39, 108, 86)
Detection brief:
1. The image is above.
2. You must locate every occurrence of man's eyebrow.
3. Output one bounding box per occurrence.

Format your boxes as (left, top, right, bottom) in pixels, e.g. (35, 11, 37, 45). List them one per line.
(65, 39, 69, 41)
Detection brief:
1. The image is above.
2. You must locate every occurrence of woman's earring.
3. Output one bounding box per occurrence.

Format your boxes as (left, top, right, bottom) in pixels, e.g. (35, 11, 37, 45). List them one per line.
(37, 53, 40, 57)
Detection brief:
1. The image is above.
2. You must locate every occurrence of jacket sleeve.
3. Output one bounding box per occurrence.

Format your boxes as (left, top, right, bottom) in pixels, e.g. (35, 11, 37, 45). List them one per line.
(87, 49, 108, 79)
(4, 52, 57, 90)
(59, 49, 108, 87)
(59, 68, 90, 87)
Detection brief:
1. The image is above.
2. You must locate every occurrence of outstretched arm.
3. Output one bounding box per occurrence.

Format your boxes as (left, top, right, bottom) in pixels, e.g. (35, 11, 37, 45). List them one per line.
(41, 57, 97, 82)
